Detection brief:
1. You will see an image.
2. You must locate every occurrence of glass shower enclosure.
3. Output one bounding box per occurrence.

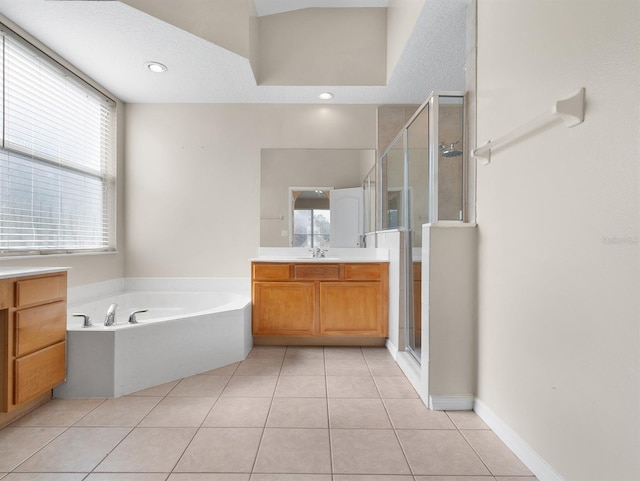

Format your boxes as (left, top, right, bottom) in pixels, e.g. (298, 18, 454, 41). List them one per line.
(379, 92, 466, 362)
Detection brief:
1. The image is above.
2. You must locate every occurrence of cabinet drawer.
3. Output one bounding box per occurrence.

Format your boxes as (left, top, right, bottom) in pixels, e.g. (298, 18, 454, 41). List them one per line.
(253, 263, 291, 281)
(14, 341, 66, 405)
(344, 263, 383, 281)
(15, 275, 66, 308)
(294, 264, 340, 280)
(15, 301, 66, 357)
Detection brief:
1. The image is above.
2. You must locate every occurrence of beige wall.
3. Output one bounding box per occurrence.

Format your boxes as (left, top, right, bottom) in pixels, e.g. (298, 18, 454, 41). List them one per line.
(124, 104, 377, 278)
(424, 224, 477, 401)
(377, 104, 419, 154)
(260, 149, 375, 247)
(258, 8, 386, 86)
(386, 0, 425, 82)
(122, 0, 257, 61)
(476, 1, 639, 479)
(438, 103, 464, 221)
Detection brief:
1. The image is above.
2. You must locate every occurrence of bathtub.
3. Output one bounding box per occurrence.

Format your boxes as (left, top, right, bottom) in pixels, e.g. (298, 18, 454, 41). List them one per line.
(53, 278, 252, 398)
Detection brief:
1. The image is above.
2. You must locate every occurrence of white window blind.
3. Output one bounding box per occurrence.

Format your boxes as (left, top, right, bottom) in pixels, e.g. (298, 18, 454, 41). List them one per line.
(0, 28, 116, 254)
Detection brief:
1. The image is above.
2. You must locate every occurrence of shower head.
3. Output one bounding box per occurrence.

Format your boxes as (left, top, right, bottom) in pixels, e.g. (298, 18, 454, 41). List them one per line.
(442, 148, 463, 158)
(440, 141, 463, 158)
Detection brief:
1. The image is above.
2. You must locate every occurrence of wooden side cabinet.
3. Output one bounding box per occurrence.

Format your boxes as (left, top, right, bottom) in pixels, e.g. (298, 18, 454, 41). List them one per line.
(0, 272, 67, 413)
(252, 262, 388, 345)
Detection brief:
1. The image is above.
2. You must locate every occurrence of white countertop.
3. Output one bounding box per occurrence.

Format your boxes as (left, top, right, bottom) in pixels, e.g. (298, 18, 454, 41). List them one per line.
(251, 256, 387, 263)
(0, 266, 70, 280)
(251, 247, 389, 263)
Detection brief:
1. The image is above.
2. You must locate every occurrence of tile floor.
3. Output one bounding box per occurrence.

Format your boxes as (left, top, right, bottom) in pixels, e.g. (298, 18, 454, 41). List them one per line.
(0, 346, 538, 480)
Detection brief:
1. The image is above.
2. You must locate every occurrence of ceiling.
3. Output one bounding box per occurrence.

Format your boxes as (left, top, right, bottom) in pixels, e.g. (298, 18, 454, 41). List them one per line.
(0, 0, 468, 104)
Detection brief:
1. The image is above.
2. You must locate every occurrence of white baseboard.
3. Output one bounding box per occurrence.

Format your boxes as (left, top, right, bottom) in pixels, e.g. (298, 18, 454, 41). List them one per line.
(474, 398, 564, 481)
(385, 339, 399, 359)
(395, 351, 430, 407)
(430, 395, 474, 411)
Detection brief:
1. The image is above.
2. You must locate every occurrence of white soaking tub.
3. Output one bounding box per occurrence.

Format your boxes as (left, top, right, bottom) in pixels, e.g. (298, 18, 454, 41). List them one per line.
(54, 278, 252, 398)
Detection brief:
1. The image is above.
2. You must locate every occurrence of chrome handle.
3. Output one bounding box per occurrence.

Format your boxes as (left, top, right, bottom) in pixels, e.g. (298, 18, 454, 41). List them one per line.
(128, 309, 148, 324)
(72, 313, 92, 328)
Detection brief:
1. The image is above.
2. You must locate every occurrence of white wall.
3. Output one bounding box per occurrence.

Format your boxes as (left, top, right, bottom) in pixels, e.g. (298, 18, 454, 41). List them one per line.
(476, 1, 639, 480)
(124, 104, 377, 278)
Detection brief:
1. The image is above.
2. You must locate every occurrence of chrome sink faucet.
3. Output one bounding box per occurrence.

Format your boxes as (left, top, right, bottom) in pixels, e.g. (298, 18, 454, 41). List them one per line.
(312, 247, 327, 258)
(105, 303, 118, 326)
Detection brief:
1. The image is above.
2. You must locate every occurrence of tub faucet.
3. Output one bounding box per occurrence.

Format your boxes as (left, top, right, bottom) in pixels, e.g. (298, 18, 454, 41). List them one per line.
(128, 309, 148, 324)
(73, 313, 93, 328)
(105, 303, 118, 326)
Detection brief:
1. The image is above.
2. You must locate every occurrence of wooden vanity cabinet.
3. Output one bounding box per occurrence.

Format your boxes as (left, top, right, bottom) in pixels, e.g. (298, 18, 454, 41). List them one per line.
(0, 272, 67, 413)
(252, 262, 388, 345)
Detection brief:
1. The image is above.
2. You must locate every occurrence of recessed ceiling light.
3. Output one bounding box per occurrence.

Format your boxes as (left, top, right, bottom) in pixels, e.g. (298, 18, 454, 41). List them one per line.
(319, 92, 334, 100)
(145, 62, 168, 73)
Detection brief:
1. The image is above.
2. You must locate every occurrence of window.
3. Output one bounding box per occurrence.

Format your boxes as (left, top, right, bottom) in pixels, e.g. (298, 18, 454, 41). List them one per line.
(0, 27, 116, 255)
(293, 209, 330, 248)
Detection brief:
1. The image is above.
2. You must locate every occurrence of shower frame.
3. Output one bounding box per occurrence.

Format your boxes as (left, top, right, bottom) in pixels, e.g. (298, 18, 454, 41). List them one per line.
(378, 91, 467, 365)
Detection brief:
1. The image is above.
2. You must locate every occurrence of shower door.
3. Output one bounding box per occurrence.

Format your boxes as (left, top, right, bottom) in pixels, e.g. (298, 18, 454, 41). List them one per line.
(379, 92, 466, 366)
(405, 104, 430, 360)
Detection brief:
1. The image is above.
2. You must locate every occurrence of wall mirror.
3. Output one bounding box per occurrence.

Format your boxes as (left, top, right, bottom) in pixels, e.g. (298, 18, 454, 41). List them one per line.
(260, 149, 375, 247)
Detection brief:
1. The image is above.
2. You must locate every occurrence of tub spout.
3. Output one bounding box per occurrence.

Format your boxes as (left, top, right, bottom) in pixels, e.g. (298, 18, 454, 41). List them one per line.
(105, 303, 118, 326)
(128, 309, 148, 324)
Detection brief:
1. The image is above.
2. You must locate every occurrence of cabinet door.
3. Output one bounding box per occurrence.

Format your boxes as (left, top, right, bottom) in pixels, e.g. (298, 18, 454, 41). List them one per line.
(253, 282, 315, 336)
(319, 282, 385, 336)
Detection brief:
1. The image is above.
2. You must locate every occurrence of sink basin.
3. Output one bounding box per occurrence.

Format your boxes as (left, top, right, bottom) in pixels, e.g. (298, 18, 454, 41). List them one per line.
(294, 257, 341, 261)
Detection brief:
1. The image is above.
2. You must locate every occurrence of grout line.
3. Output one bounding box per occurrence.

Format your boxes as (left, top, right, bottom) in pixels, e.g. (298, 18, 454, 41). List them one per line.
(247, 346, 286, 474)
(458, 427, 499, 478)
(369, 348, 416, 478)
(5, 397, 114, 476)
(84, 387, 178, 476)
(324, 346, 335, 476)
(443, 409, 497, 478)
(171, 357, 263, 475)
